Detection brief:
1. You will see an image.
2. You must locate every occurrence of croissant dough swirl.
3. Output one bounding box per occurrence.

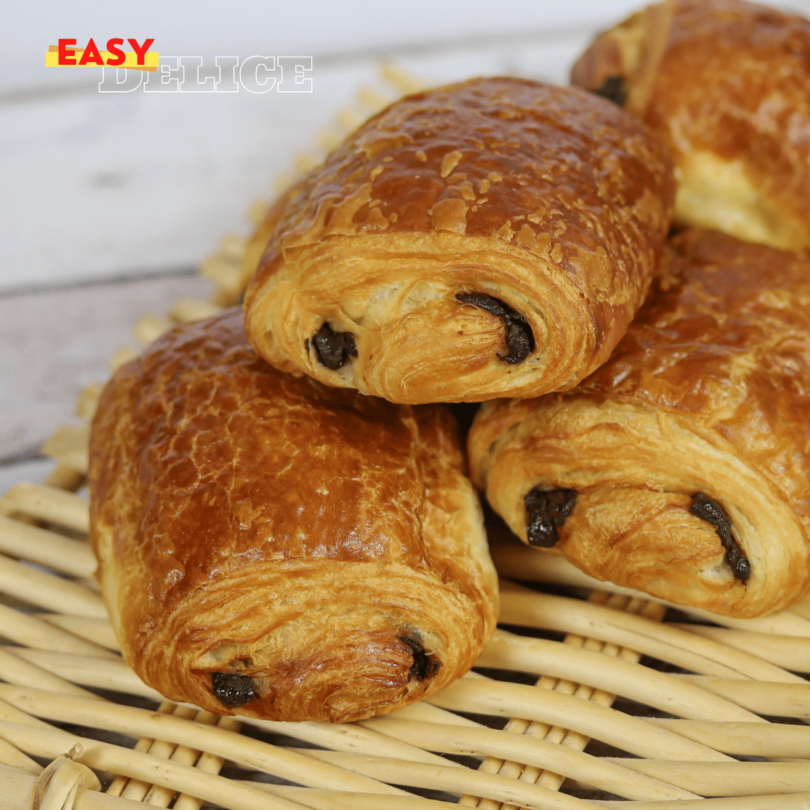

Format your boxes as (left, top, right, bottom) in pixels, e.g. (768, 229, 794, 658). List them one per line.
(469, 230, 810, 617)
(571, 0, 810, 253)
(88, 309, 498, 722)
(244, 77, 675, 404)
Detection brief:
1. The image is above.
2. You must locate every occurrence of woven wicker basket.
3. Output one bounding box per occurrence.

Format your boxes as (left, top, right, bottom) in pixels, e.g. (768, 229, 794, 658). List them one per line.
(2, 67, 810, 810)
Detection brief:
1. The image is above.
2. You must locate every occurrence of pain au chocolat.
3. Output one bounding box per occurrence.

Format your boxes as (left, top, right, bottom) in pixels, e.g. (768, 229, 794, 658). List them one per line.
(571, 0, 810, 253)
(469, 230, 810, 618)
(88, 308, 498, 722)
(243, 76, 675, 404)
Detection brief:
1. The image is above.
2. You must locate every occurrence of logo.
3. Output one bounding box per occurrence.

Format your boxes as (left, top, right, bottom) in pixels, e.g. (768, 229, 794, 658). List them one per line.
(46, 40, 313, 93)
(99, 56, 314, 93)
(47, 39, 158, 71)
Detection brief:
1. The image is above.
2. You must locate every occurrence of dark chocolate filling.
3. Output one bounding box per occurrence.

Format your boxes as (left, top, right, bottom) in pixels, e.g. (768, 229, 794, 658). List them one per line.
(456, 292, 534, 364)
(211, 672, 256, 707)
(525, 487, 578, 548)
(593, 75, 627, 107)
(399, 635, 440, 681)
(690, 492, 751, 583)
(312, 323, 358, 370)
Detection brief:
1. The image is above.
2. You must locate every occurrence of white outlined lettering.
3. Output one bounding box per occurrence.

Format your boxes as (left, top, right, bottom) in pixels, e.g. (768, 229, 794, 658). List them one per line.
(143, 56, 182, 93)
(214, 56, 240, 93)
(277, 56, 314, 93)
(99, 55, 313, 93)
(98, 67, 144, 93)
(178, 56, 217, 92)
(240, 55, 276, 93)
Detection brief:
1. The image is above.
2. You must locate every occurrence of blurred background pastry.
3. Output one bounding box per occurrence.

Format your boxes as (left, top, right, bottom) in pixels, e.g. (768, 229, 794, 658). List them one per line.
(571, 0, 810, 252)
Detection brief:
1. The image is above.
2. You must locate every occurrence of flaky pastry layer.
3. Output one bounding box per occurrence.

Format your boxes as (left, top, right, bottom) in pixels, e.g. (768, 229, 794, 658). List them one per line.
(88, 309, 497, 722)
(571, 0, 810, 252)
(245, 76, 674, 403)
(469, 230, 810, 617)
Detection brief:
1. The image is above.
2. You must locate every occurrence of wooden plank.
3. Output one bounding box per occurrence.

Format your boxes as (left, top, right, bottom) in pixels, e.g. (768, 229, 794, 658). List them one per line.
(0, 273, 211, 459)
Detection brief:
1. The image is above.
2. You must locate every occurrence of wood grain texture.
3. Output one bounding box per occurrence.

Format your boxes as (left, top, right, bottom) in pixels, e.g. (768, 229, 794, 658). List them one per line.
(0, 274, 212, 462)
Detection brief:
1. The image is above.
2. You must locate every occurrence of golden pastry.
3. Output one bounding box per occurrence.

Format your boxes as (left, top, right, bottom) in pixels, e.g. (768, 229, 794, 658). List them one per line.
(571, 0, 810, 252)
(88, 309, 498, 722)
(244, 76, 675, 404)
(469, 229, 810, 617)
(238, 181, 304, 295)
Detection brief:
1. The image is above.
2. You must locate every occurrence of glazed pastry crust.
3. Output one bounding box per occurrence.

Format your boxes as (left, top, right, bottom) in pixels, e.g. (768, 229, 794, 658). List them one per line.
(571, 0, 810, 252)
(244, 77, 674, 404)
(88, 309, 498, 722)
(470, 230, 810, 617)
(238, 181, 304, 295)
